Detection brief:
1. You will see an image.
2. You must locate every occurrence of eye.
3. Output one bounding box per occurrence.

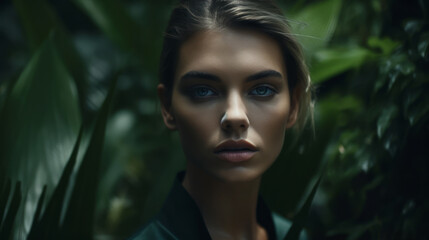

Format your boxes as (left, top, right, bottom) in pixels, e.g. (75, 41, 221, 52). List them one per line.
(249, 85, 277, 97)
(189, 86, 217, 98)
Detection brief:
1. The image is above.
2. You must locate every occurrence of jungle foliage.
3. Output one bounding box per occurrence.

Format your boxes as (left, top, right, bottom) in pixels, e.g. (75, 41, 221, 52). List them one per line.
(0, 0, 428, 239)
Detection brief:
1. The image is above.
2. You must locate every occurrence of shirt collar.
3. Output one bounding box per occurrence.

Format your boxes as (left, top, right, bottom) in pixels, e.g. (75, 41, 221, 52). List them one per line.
(157, 171, 277, 240)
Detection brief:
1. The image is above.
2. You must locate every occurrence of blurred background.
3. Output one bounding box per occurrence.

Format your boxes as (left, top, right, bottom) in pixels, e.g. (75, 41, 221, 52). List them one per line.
(0, 0, 428, 239)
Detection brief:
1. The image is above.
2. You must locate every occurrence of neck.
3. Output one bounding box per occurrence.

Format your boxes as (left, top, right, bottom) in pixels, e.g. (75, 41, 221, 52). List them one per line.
(182, 163, 267, 240)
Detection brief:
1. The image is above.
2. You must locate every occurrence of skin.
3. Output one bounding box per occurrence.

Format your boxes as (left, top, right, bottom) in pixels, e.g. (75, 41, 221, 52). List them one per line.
(158, 28, 298, 240)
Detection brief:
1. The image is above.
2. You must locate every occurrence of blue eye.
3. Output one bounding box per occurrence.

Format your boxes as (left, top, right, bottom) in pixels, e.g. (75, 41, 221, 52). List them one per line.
(249, 86, 276, 97)
(190, 86, 217, 98)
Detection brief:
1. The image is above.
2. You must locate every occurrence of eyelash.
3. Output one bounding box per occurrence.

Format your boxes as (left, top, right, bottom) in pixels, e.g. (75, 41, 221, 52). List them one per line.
(187, 85, 277, 100)
(188, 86, 218, 99)
(248, 85, 277, 97)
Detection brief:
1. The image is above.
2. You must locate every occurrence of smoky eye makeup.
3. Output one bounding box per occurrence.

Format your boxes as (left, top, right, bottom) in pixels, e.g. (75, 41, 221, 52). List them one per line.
(177, 69, 285, 101)
(179, 83, 220, 101)
(177, 72, 223, 101)
(247, 76, 283, 95)
(248, 84, 278, 97)
(188, 85, 218, 99)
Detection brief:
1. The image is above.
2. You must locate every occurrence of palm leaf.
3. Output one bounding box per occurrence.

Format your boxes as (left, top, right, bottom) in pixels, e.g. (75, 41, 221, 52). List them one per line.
(288, 0, 342, 54)
(310, 47, 375, 83)
(0, 182, 22, 240)
(0, 34, 81, 239)
(27, 127, 84, 240)
(29, 185, 47, 234)
(61, 78, 117, 240)
(13, 0, 88, 108)
(284, 174, 322, 240)
(0, 179, 12, 227)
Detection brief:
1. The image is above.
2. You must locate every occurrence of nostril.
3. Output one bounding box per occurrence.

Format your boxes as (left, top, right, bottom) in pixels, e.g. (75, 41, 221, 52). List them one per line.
(220, 110, 250, 131)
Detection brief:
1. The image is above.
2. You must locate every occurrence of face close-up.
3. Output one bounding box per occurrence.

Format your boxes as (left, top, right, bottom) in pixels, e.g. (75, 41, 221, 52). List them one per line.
(160, 28, 297, 182)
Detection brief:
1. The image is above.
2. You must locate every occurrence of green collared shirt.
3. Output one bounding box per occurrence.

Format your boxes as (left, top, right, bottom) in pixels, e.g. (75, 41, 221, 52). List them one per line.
(129, 172, 304, 240)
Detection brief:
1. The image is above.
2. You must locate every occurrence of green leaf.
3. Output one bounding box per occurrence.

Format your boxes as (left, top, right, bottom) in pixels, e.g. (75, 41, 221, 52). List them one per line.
(13, 0, 88, 107)
(28, 127, 84, 240)
(29, 185, 47, 234)
(61, 78, 117, 239)
(284, 174, 322, 240)
(418, 33, 429, 58)
(0, 35, 81, 238)
(288, 0, 342, 54)
(377, 105, 398, 139)
(0, 179, 12, 227)
(367, 37, 400, 55)
(311, 47, 374, 83)
(71, 0, 147, 61)
(12, 0, 58, 51)
(0, 182, 22, 240)
(407, 98, 429, 126)
(316, 94, 363, 126)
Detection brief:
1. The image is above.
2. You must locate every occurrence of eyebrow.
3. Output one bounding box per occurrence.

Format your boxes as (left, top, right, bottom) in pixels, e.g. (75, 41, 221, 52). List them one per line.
(179, 70, 283, 83)
(180, 71, 221, 82)
(245, 70, 283, 82)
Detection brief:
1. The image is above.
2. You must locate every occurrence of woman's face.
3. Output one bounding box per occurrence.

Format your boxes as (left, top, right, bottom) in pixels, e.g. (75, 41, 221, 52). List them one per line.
(159, 28, 297, 182)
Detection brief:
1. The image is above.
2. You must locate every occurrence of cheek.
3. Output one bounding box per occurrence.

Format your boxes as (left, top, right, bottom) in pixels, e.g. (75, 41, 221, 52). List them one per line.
(172, 98, 218, 150)
(251, 96, 291, 155)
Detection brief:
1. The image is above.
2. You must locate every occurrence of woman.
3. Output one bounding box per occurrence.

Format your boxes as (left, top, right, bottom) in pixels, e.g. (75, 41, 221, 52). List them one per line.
(130, 0, 312, 239)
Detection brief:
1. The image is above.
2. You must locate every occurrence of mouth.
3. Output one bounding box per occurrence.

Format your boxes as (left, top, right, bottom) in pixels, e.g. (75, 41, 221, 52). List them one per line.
(216, 148, 256, 152)
(214, 139, 258, 163)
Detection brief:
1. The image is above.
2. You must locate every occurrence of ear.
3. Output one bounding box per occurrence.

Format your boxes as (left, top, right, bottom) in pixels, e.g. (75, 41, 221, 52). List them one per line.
(285, 86, 300, 129)
(157, 84, 177, 130)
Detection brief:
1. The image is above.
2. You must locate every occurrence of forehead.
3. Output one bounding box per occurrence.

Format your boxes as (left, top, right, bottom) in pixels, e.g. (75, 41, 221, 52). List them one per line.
(175, 28, 287, 82)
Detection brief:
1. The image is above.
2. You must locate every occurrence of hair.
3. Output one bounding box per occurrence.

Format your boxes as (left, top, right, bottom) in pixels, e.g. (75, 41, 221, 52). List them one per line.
(159, 0, 313, 132)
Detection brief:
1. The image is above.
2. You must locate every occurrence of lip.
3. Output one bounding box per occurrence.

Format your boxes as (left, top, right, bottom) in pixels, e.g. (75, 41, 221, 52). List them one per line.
(214, 139, 258, 163)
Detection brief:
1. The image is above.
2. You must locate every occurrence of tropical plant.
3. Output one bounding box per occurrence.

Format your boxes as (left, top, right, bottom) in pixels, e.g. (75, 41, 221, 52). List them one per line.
(0, 32, 117, 239)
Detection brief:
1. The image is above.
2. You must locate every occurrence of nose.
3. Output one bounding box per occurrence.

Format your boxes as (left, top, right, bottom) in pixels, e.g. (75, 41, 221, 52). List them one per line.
(221, 91, 250, 133)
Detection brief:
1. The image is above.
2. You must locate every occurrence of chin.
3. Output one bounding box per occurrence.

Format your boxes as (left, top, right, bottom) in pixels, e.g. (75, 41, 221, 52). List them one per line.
(210, 167, 265, 183)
